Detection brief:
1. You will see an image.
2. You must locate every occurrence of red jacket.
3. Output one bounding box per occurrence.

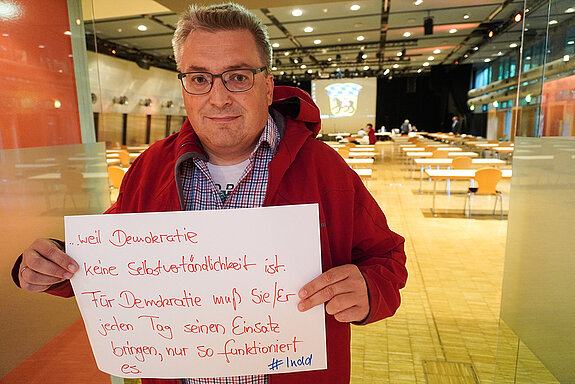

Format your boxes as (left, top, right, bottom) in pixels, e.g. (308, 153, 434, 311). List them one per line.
(368, 127, 377, 145)
(39, 86, 407, 383)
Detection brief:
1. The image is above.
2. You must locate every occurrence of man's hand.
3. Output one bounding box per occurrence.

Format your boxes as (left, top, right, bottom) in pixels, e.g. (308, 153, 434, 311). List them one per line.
(19, 239, 78, 292)
(298, 264, 369, 323)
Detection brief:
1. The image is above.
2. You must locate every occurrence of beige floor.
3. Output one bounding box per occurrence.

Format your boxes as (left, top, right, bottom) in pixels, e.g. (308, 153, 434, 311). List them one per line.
(349, 141, 554, 384)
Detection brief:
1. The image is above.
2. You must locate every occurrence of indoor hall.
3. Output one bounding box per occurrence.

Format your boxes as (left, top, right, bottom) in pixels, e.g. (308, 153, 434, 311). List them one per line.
(1, 0, 574, 383)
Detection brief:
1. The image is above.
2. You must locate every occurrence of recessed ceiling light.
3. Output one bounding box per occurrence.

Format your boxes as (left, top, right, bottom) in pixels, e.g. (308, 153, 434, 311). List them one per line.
(0, 2, 21, 20)
(484, 58, 491, 62)
(427, 56, 434, 60)
(497, 51, 503, 56)
(393, 64, 399, 68)
(414, 0, 423, 5)
(137, 25, 148, 31)
(291, 9, 303, 17)
(307, 69, 313, 73)
(350, 4, 360, 11)
(272, 66, 277, 71)
(284, 51, 289, 56)
(362, 53, 367, 59)
(363, 65, 370, 70)
(463, 14, 470, 19)
(565, 8, 575, 13)
(563, 55, 570, 62)
(1, 33, 8, 37)
(397, 51, 403, 57)
(314, 39, 322, 45)
(323, 8, 328, 13)
(357, 35, 365, 41)
(549, 20, 558, 25)
(423, 62, 430, 66)
(509, 43, 518, 48)
(328, 57, 332, 61)
(433, 49, 441, 54)
(64, 31, 71, 35)
(473, 46, 479, 51)
(568, 40, 575, 45)
(304, 26, 314, 33)
(417, 69, 422, 73)
(526, 56, 531, 60)
(449, 28, 457, 34)
(403, 32, 411, 37)
(272, 43, 279, 48)
(301, 64, 306, 69)
(38, 45, 45, 48)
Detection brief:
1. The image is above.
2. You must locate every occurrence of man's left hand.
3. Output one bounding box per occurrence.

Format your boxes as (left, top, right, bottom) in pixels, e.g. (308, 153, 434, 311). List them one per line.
(297, 264, 369, 323)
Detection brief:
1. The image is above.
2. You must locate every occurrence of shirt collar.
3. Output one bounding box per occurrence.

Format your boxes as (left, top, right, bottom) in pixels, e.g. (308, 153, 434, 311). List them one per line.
(253, 114, 280, 156)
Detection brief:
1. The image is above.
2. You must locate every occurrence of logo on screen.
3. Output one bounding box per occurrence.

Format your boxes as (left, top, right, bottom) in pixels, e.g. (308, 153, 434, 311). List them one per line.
(325, 83, 362, 117)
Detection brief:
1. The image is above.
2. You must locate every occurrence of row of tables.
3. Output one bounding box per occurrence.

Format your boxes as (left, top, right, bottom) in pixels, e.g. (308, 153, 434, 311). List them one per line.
(327, 142, 377, 180)
(393, 134, 513, 217)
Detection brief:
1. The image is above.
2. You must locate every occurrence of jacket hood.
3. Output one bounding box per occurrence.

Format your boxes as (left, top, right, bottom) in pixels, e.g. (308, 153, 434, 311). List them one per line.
(270, 86, 321, 136)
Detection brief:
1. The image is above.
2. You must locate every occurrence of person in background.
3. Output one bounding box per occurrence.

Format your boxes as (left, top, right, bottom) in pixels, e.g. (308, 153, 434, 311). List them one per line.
(11, 3, 407, 384)
(400, 119, 411, 135)
(409, 124, 418, 133)
(367, 123, 377, 144)
(451, 115, 461, 134)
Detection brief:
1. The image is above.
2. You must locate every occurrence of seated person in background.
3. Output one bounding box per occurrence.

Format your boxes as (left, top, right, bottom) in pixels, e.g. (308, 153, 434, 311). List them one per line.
(356, 127, 367, 137)
(409, 124, 418, 132)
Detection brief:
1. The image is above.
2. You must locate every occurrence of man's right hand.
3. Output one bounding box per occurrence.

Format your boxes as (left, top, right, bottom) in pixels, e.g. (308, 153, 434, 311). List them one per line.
(19, 239, 78, 292)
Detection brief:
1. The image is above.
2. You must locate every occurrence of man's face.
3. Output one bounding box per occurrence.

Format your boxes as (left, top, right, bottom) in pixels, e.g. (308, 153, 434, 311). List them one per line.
(180, 29, 274, 164)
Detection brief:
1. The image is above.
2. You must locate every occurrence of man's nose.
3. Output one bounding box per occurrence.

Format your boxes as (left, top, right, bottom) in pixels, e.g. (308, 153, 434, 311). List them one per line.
(208, 76, 232, 107)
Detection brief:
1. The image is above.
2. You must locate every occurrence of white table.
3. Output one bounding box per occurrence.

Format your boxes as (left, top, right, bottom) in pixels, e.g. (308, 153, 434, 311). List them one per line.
(414, 158, 506, 192)
(425, 169, 512, 215)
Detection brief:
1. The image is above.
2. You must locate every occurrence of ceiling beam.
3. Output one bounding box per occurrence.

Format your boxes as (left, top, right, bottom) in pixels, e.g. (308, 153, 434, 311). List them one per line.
(154, 0, 353, 14)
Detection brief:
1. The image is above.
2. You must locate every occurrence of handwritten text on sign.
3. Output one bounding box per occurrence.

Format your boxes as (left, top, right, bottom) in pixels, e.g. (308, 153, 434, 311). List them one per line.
(65, 204, 326, 378)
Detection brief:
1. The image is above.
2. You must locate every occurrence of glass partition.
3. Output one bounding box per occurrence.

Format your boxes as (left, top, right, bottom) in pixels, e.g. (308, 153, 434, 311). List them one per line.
(0, 142, 110, 376)
(494, 0, 575, 381)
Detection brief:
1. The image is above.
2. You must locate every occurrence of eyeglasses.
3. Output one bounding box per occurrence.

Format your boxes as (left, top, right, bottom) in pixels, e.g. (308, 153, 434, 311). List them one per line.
(178, 67, 267, 95)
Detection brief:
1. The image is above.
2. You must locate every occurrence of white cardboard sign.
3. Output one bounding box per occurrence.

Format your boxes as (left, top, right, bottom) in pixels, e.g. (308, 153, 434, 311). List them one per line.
(65, 204, 326, 378)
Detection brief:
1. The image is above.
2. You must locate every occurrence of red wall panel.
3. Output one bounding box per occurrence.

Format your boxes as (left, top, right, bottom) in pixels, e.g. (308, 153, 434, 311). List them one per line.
(0, 0, 82, 149)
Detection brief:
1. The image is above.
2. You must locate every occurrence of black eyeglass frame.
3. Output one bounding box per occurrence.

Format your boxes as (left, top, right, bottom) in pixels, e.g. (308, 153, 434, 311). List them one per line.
(178, 67, 267, 95)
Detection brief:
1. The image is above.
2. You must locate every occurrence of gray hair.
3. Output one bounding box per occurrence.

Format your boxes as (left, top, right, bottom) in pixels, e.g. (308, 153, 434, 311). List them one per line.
(172, 3, 272, 72)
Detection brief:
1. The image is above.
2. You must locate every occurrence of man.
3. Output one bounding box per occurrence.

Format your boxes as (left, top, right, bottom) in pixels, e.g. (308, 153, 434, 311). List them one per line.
(451, 115, 461, 134)
(400, 119, 411, 135)
(12, 3, 407, 384)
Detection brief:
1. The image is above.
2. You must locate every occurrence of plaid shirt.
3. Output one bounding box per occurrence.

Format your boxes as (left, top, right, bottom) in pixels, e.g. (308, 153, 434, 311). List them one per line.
(180, 115, 279, 384)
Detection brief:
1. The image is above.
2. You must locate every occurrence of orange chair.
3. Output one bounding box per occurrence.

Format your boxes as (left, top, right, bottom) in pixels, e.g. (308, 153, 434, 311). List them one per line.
(463, 168, 503, 219)
(61, 170, 86, 208)
(108, 166, 126, 190)
(108, 166, 126, 203)
(118, 150, 131, 167)
(452, 156, 472, 169)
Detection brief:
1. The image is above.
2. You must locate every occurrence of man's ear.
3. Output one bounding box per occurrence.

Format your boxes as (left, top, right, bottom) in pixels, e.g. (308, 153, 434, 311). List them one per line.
(266, 73, 274, 106)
